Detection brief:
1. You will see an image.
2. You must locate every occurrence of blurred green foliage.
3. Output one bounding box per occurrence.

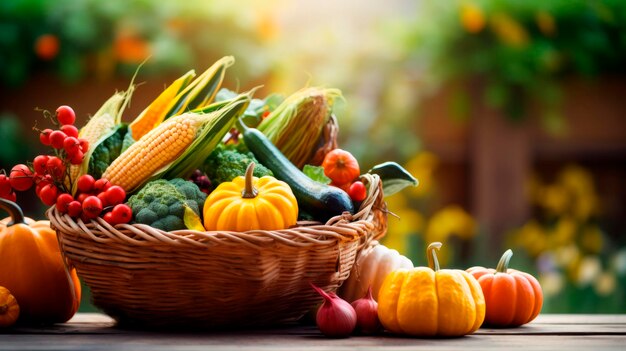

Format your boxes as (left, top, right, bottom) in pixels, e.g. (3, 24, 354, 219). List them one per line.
(398, 0, 626, 123)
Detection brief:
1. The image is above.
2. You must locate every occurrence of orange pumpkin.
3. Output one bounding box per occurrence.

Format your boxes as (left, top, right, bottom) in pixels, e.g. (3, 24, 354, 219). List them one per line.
(467, 249, 543, 327)
(322, 149, 360, 186)
(0, 199, 81, 324)
(0, 286, 20, 327)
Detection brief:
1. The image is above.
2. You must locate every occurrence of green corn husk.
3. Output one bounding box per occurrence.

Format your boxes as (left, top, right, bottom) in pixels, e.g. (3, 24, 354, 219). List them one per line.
(257, 87, 342, 169)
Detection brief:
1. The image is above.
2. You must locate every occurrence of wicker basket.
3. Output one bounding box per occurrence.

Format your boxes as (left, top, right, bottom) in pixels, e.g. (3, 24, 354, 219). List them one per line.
(48, 172, 387, 328)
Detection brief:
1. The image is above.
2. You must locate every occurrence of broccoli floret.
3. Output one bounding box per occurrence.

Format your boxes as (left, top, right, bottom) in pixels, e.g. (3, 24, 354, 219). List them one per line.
(126, 179, 206, 231)
(88, 125, 127, 179)
(202, 144, 273, 184)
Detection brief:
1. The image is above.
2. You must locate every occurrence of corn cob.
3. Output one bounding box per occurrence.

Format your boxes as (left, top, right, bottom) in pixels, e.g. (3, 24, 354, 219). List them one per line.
(102, 113, 206, 192)
(128, 70, 195, 141)
(103, 91, 251, 192)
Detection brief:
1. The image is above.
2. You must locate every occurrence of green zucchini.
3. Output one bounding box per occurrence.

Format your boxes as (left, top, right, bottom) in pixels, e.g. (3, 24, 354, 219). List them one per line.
(242, 126, 354, 222)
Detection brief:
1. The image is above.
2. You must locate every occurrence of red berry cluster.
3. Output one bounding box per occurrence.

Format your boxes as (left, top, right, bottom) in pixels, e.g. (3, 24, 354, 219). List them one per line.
(62, 174, 132, 225)
(0, 104, 132, 226)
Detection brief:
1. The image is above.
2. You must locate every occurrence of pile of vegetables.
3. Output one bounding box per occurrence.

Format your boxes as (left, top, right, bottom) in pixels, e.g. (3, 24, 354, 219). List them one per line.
(0, 55, 542, 337)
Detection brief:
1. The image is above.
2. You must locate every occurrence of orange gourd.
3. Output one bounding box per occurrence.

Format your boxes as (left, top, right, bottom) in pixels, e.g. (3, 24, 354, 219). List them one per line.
(467, 249, 543, 327)
(322, 149, 360, 186)
(377, 242, 485, 337)
(0, 286, 19, 327)
(0, 199, 81, 324)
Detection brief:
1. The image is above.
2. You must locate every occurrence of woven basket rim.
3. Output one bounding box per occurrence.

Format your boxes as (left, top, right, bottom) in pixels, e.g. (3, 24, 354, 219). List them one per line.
(47, 173, 386, 249)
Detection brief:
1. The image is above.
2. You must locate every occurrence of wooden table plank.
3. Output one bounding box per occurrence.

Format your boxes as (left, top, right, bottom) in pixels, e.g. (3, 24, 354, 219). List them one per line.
(1, 313, 624, 351)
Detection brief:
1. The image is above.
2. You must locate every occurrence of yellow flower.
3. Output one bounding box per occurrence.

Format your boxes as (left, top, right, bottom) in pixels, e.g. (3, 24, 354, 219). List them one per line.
(512, 220, 547, 257)
(536, 10, 556, 37)
(460, 2, 486, 34)
(559, 165, 595, 197)
(425, 205, 476, 243)
(539, 184, 570, 216)
(256, 11, 278, 43)
(594, 271, 616, 297)
(539, 271, 564, 298)
(404, 151, 439, 198)
(490, 12, 529, 48)
(576, 255, 602, 287)
(554, 244, 580, 271)
(580, 225, 604, 254)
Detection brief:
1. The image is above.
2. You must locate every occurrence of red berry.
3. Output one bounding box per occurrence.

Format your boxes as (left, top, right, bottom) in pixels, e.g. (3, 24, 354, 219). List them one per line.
(103, 212, 116, 225)
(56, 193, 74, 213)
(63, 136, 80, 155)
(104, 185, 126, 206)
(76, 192, 89, 203)
(9, 164, 34, 191)
(46, 156, 65, 180)
(82, 196, 103, 218)
(0, 191, 17, 202)
(49, 130, 67, 149)
(60, 124, 79, 138)
(69, 150, 84, 165)
(39, 183, 59, 206)
(97, 192, 109, 208)
(111, 204, 132, 224)
(348, 181, 367, 202)
(78, 138, 89, 153)
(93, 178, 112, 193)
(33, 155, 50, 175)
(40, 128, 53, 146)
(56, 105, 76, 125)
(0, 174, 11, 196)
(77, 174, 95, 193)
(67, 201, 82, 218)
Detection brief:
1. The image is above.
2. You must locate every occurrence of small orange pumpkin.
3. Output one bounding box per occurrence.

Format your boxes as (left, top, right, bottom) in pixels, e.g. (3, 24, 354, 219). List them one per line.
(322, 149, 360, 186)
(0, 286, 19, 328)
(467, 249, 543, 327)
(0, 198, 81, 324)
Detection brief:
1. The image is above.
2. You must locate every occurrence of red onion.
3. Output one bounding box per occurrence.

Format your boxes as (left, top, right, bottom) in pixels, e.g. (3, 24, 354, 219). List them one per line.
(351, 285, 381, 334)
(311, 283, 356, 338)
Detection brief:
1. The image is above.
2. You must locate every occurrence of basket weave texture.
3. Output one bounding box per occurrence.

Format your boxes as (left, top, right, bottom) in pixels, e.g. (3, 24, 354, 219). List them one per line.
(48, 173, 387, 328)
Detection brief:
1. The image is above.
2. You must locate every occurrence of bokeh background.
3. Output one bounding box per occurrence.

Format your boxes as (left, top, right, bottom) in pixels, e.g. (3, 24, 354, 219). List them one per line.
(1, 0, 625, 313)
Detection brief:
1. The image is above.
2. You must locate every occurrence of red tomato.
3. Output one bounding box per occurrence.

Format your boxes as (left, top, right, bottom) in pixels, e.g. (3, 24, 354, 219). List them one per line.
(0, 191, 17, 202)
(82, 196, 103, 218)
(0, 174, 12, 196)
(63, 136, 80, 155)
(55, 193, 74, 213)
(77, 174, 95, 194)
(49, 130, 67, 149)
(111, 204, 132, 224)
(56, 105, 76, 125)
(78, 138, 89, 153)
(97, 192, 109, 208)
(69, 150, 84, 165)
(348, 181, 367, 202)
(33, 155, 50, 175)
(322, 149, 360, 186)
(104, 185, 126, 206)
(76, 192, 90, 203)
(103, 212, 116, 225)
(39, 128, 53, 146)
(60, 124, 79, 138)
(9, 164, 34, 191)
(39, 184, 59, 206)
(67, 201, 82, 218)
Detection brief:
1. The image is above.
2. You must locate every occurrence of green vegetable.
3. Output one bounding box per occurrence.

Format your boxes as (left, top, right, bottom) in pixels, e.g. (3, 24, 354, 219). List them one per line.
(241, 124, 353, 222)
(215, 88, 284, 128)
(303, 165, 331, 185)
(88, 124, 127, 179)
(127, 178, 207, 231)
(367, 162, 418, 196)
(202, 143, 273, 184)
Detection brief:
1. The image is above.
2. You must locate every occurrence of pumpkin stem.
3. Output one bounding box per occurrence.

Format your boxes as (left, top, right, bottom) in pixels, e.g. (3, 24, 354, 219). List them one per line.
(496, 249, 513, 273)
(427, 242, 443, 272)
(242, 162, 258, 199)
(0, 198, 26, 226)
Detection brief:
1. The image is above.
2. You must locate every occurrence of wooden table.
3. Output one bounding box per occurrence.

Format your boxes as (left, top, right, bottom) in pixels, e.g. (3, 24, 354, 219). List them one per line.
(1, 314, 625, 350)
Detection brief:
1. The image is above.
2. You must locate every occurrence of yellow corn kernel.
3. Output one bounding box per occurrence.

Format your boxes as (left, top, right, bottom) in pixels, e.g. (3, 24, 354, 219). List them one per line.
(101, 113, 205, 191)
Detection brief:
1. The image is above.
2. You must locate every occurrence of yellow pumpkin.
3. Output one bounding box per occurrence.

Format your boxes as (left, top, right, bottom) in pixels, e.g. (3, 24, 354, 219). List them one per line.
(378, 242, 485, 337)
(203, 162, 298, 231)
(0, 199, 81, 325)
(0, 286, 20, 328)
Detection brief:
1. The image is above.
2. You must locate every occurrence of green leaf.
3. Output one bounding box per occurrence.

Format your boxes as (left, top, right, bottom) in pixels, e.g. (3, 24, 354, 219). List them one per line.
(368, 161, 418, 197)
(303, 164, 331, 185)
